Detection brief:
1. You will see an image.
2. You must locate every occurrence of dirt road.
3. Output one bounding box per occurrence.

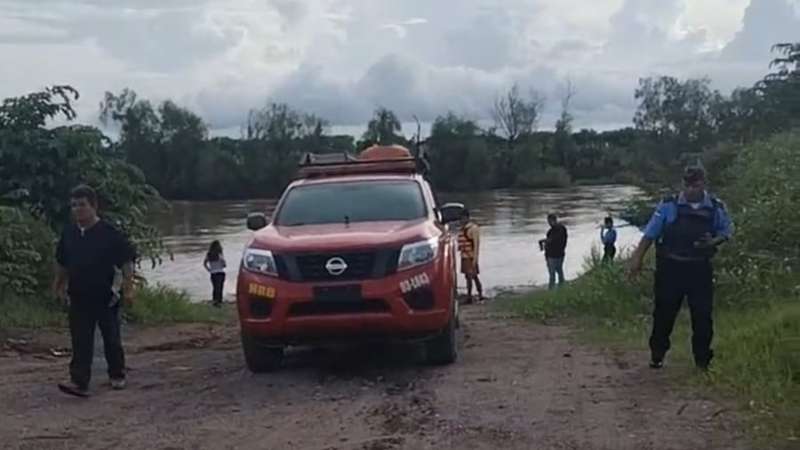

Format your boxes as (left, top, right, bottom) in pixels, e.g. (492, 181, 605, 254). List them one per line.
(1, 304, 751, 450)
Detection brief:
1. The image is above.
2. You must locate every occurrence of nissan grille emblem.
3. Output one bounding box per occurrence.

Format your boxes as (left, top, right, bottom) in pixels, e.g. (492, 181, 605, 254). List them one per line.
(325, 257, 348, 276)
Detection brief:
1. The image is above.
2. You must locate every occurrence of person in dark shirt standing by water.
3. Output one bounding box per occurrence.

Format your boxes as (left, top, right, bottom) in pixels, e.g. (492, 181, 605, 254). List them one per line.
(53, 185, 136, 397)
(600, 216, 618, 262)
(539, 213, 568, 290)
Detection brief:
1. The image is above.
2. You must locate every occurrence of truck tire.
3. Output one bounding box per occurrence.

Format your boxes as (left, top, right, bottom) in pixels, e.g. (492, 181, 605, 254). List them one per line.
(425, 307, 458, 365)
(241, 332, 284, 373)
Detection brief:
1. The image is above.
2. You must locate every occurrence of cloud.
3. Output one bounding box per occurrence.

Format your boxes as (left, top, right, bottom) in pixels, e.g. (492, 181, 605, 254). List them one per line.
(720, 0, 800, 62)
(196, 50, 638, 133)
(0, 0, 797, 134)
(379, 17, 428, 38)
(402, 18, 428, 26)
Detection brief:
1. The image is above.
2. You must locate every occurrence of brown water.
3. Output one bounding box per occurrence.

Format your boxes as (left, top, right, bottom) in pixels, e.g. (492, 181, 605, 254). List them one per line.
(141, 185, 642, 302)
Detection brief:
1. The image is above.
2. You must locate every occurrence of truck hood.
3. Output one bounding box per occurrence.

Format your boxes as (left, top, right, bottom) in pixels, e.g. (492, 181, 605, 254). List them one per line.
(249, 220, 439, 253)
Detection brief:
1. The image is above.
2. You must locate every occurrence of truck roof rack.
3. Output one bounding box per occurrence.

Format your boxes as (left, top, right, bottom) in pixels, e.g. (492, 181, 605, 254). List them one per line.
(296, 145, 418, 179)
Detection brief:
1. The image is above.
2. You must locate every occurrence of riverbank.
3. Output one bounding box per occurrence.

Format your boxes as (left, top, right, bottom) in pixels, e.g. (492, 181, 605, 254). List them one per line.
(496, 255, 800, 447)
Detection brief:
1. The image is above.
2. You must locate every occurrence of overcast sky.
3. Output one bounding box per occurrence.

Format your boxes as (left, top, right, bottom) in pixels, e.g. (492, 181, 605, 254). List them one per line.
(1, 0, 799, 136)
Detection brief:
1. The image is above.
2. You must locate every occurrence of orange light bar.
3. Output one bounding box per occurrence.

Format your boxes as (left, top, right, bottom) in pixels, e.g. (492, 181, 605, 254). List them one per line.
(296, 145, 418, 179)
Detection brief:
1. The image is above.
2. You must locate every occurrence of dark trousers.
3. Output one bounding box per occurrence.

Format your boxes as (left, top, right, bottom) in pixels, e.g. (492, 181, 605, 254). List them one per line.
(69, 301, 126, 389)
(603, 245, 616, 262)
(546, 257, 565, 290)
(211, 273, 225, 304)
(649, 258, 714, 366)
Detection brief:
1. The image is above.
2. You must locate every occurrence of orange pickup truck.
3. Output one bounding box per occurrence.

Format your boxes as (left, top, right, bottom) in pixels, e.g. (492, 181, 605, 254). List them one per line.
(237, 145, 464, 372)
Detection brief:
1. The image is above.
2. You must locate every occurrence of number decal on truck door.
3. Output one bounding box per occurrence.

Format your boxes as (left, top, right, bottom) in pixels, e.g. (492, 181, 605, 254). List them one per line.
(400, 273, 431, 294)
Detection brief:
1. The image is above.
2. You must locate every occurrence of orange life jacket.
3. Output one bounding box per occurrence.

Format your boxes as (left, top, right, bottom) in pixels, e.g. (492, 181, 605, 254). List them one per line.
(458, 222, 477, 259)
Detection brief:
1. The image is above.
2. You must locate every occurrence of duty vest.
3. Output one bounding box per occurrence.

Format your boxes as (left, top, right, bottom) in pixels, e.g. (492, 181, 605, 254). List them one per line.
(656, 196, 720, 261)
(458, 223, 477, 259)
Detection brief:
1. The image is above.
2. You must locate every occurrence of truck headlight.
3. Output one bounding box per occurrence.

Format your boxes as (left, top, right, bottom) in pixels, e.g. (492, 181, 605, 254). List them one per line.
(398, 237, 439, 271)
(242, 248, 278, 277)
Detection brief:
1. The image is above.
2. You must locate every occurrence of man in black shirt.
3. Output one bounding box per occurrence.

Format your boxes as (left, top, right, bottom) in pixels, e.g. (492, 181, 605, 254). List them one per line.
(53, 185, 136, 397)
(539, 213, 568, 290)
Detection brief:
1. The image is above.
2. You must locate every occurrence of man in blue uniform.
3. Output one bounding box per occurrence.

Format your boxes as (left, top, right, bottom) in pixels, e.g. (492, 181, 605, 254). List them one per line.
(628, 166, 733, 370)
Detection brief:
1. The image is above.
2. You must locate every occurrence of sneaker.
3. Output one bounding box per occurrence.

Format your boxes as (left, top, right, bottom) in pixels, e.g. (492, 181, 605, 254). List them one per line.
(110, 378, 127, 390)
(649, 359, 664, 369)
(58, 381, 89, 398)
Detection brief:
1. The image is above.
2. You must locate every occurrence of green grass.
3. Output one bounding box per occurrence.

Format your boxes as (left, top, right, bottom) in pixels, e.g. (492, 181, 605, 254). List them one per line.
(0, 284, 225, 329)
(125, 284, 227, 325)
(497, 254, 800, 443)
(0, 295, 66, 328)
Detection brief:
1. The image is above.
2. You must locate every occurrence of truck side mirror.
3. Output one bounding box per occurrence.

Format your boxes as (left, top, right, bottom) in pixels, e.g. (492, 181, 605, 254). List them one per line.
(438, 203, 465, 224)
(246, 213, 268, 231)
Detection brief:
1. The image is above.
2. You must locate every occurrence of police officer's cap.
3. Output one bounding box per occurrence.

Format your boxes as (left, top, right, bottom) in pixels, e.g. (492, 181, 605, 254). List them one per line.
(683, 166, 706, 184)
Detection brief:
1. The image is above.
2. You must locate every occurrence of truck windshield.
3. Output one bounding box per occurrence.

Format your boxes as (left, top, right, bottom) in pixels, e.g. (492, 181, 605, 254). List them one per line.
(275, 180, 427, 226)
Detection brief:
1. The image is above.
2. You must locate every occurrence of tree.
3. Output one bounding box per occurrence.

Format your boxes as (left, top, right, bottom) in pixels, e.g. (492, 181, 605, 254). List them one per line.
(488, 84, 544, 187)
(156, 100, 209, 197)
(553, 80, 578, 171)
(1, 86, 166, 267)
(633, 76, 724, 166)
(712, 87, 767, 144)
(426, 112, 487, 190)
(244, 102, 324, 143)
(491, 83, 544, 145)
(362, 107, 403, 145)
(100, 89, 208, 198)
(753, 42, 800, 133)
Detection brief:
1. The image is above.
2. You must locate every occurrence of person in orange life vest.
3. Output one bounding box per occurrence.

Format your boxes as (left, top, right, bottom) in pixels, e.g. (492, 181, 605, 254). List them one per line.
(457, 209, 484, 303)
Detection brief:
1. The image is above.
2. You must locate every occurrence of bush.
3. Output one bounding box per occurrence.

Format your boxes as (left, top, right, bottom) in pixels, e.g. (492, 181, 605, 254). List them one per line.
(0, 86, 167, 267)
(0, 206, 55, 298)
(716, 131, 800, 297)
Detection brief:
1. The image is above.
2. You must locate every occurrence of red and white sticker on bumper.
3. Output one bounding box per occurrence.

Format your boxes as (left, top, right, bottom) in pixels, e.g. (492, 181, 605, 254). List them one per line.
(400, 273, 431, 294)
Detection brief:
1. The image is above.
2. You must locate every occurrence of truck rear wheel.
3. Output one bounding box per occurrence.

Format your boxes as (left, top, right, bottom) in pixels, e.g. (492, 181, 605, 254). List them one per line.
(241, 332, 284, 373)
(425, 307, 458, 365)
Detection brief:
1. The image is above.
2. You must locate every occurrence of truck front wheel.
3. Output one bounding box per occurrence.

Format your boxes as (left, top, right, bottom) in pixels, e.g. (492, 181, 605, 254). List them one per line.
(241, 332, 284, 373)
(425, 307, 458, 365)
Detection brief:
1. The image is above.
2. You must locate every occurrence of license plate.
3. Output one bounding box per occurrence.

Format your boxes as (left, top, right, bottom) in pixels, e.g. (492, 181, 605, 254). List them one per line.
(313, 285, 363, 302)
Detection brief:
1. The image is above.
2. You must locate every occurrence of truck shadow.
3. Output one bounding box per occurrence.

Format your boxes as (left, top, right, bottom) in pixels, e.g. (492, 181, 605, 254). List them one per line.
(281, 342, 428, 375)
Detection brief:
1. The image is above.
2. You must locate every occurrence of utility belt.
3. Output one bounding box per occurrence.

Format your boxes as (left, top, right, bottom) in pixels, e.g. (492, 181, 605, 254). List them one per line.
(658, 253, 710, 263)
(655, 248, 714, 272)
(656, 241, 717, 261)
